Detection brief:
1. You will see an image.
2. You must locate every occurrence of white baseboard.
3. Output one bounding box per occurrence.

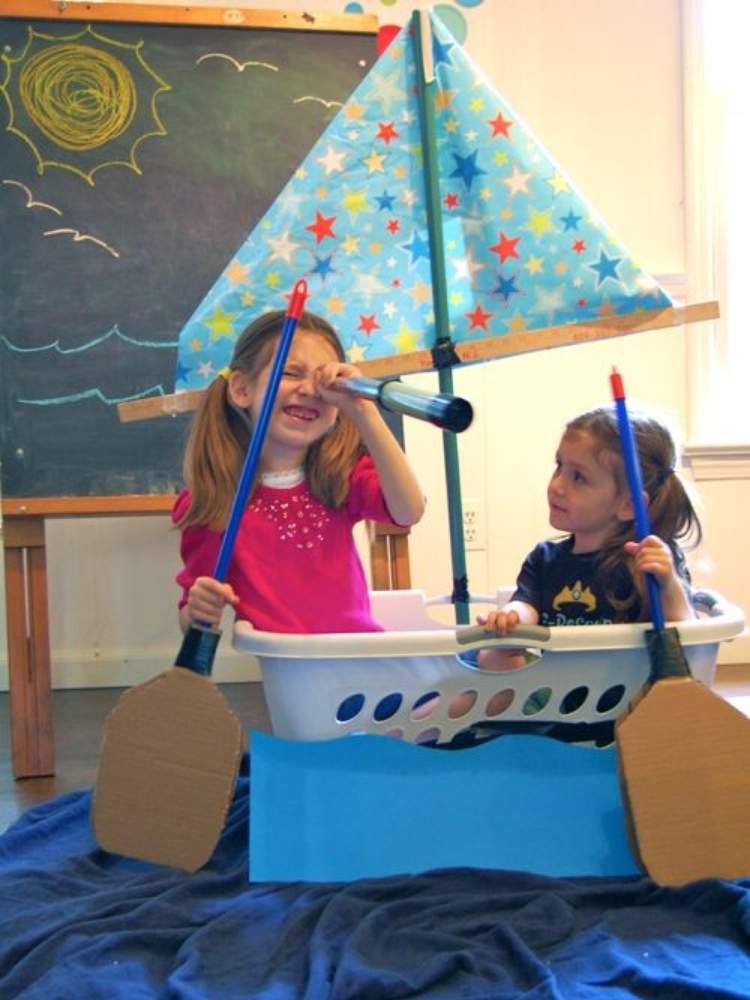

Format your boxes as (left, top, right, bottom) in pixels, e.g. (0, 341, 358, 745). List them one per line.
(0, 645, 262, 691)
(715, 632, 750, 665)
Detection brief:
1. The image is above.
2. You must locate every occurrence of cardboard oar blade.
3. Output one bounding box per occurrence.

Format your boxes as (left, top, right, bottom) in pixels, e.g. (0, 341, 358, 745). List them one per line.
(93, 664, 245, 871)
(617, 658, 750, 885)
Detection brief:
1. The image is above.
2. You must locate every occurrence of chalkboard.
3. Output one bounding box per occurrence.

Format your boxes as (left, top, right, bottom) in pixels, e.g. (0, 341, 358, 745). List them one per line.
(0, 4, 375, 498)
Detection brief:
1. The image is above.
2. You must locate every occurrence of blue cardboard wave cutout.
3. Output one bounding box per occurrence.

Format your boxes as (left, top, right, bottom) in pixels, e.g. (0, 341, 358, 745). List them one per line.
(250, 731, 640, 883)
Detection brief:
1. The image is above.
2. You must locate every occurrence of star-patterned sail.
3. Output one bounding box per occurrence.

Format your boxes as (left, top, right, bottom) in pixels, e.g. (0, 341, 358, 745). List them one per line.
(174, 11, 671, 392)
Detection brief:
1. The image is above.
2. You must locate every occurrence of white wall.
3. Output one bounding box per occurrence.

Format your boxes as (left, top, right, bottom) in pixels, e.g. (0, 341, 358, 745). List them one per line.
(1, 0, 747, 690)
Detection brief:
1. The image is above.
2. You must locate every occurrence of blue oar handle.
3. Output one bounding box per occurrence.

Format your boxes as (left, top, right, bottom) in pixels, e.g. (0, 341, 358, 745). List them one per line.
(610, 369, 665, 631)
(213, 279, 308, 583)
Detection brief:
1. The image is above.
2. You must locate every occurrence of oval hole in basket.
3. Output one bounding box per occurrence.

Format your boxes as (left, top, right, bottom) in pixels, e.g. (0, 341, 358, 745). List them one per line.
(447, 689, 478, 718)
(596, 684, 626, 714)
(486, 689, 515, 717)
(336, 692, 365, 723)
(373, 692, 403, 722)
(415, 726, 441, 745)
(411, 691, 440, 721)
(559, 685, 589, 715)
(522, 687, 552, 716)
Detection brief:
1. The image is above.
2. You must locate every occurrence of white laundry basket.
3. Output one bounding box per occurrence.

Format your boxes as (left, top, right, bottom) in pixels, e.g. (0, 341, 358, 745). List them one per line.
(232, 588, 745, 746)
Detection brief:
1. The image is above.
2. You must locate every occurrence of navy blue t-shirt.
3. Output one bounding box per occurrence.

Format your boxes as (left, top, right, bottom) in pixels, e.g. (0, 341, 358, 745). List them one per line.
(512, 536, 691, 625)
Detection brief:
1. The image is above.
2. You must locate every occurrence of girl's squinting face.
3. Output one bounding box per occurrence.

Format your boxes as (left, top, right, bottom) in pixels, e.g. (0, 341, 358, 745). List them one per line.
(249, 329, 341, 469)
(547, 431, 631, 553)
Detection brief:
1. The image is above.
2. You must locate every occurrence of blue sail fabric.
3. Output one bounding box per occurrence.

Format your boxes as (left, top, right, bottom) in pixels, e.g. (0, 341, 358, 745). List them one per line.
(2, 754, 750, 999)
(174, 12, 671, 390)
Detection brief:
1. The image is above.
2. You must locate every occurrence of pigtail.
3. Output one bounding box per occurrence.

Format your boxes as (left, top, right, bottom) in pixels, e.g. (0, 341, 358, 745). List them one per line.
(644, 467, 702, 550)
(307, 414, 364, 508)
(177, 377, 249, 531)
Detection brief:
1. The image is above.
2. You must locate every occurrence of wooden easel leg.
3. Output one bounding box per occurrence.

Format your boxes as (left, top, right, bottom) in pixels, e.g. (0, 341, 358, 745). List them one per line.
(3, 518, 54, 778)
(388, 534, 411, 590)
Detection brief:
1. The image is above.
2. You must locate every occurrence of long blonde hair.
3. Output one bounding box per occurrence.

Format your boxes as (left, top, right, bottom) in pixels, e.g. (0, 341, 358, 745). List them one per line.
(177, 310, 363, 530)
(564, 406, 702, 620)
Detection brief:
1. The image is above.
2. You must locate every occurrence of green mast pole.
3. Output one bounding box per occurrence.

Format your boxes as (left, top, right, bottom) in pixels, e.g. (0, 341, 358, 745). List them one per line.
(412, 9, 469, 624)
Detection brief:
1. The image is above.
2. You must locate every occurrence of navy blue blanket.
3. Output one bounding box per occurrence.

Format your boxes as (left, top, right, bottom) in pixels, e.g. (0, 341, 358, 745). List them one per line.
(2, 756, 750, 999)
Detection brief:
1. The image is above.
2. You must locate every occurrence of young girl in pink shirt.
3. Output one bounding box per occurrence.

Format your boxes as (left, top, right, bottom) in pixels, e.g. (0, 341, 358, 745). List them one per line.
(174, 309, 425, 634)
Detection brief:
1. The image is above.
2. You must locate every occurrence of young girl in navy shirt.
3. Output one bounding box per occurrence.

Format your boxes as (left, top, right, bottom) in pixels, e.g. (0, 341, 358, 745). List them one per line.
(477, 406, 701, 670)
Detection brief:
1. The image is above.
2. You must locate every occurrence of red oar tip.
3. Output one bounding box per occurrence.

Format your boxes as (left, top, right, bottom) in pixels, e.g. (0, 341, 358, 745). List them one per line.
(610, 366, 625, 400)
(288, 279, 308, 320)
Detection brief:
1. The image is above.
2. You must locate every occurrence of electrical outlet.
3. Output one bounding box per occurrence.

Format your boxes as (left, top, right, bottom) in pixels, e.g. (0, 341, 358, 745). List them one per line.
(462, 498, 486, 551)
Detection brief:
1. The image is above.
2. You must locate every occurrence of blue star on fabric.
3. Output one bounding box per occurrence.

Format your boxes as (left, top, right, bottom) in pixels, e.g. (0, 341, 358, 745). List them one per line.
(311, 253, 336, 281)
(400, 229, 431, 265)
(560, 210, 582, 231)
(449, 150, 487, 191)
(175, 360, 192, 385)
(432, 35, 454, 68)
(375, 190, 396, 211)
(589, 250, 622, 287)
(492, 272, 520, 303)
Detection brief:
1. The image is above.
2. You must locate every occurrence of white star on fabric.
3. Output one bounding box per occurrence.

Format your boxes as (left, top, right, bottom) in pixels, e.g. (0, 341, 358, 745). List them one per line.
(453, 249, 485, 281)
(316, 143, 347, 176)
(267, 229, 301, 264)
(368, 68, 404, 115)
(503, 165, 533, 196)
(530, 285, 566, 321)
(353, 271, 389, 303)
(276, 188, 306, 215)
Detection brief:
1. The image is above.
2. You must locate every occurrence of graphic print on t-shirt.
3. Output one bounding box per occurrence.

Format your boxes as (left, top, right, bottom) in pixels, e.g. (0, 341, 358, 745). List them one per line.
(541, 579, 613, 626)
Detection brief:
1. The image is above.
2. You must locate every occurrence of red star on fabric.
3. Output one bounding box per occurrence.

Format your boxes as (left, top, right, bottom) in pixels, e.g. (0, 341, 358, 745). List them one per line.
(577, 298, 587, 307)
(465, 305, 493, 330)
(358, 314, 381, 335)
(444, 192, 459, 209)
(306, 211, 336, 244)
(387, 219, 400, 233)
(376, 122, 399, 144)
(489, 231, 521, 263)
(572, 239, 586, 254)
(488, 111, 513, 138)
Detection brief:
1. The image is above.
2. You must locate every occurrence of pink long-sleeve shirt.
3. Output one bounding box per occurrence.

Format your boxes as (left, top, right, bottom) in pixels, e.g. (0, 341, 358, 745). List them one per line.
(173, 455, 397, 634)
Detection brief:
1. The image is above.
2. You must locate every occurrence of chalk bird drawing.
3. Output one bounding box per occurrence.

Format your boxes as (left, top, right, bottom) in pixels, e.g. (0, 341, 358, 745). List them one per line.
(196, 53, 278, 73)
(2, 178, 62, 215)
(293, 96, 344, 110)
(43, 227, 120, 258)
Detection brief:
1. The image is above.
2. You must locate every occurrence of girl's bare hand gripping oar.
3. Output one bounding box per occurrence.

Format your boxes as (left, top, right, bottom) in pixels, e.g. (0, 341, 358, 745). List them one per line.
(611, 366, 750, 885)
(93, 280, 309, 872)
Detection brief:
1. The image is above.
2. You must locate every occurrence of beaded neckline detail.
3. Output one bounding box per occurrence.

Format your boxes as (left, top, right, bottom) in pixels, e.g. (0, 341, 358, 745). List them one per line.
(260, 467, 305, 488)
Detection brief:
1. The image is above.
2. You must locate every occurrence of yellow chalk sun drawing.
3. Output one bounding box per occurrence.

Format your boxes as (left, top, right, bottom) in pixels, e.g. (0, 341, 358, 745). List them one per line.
(0, 24, 171, 186)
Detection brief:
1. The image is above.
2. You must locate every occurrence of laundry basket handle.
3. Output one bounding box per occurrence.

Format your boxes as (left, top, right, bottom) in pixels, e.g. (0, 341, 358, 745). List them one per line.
(455, 624, 551, 646)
